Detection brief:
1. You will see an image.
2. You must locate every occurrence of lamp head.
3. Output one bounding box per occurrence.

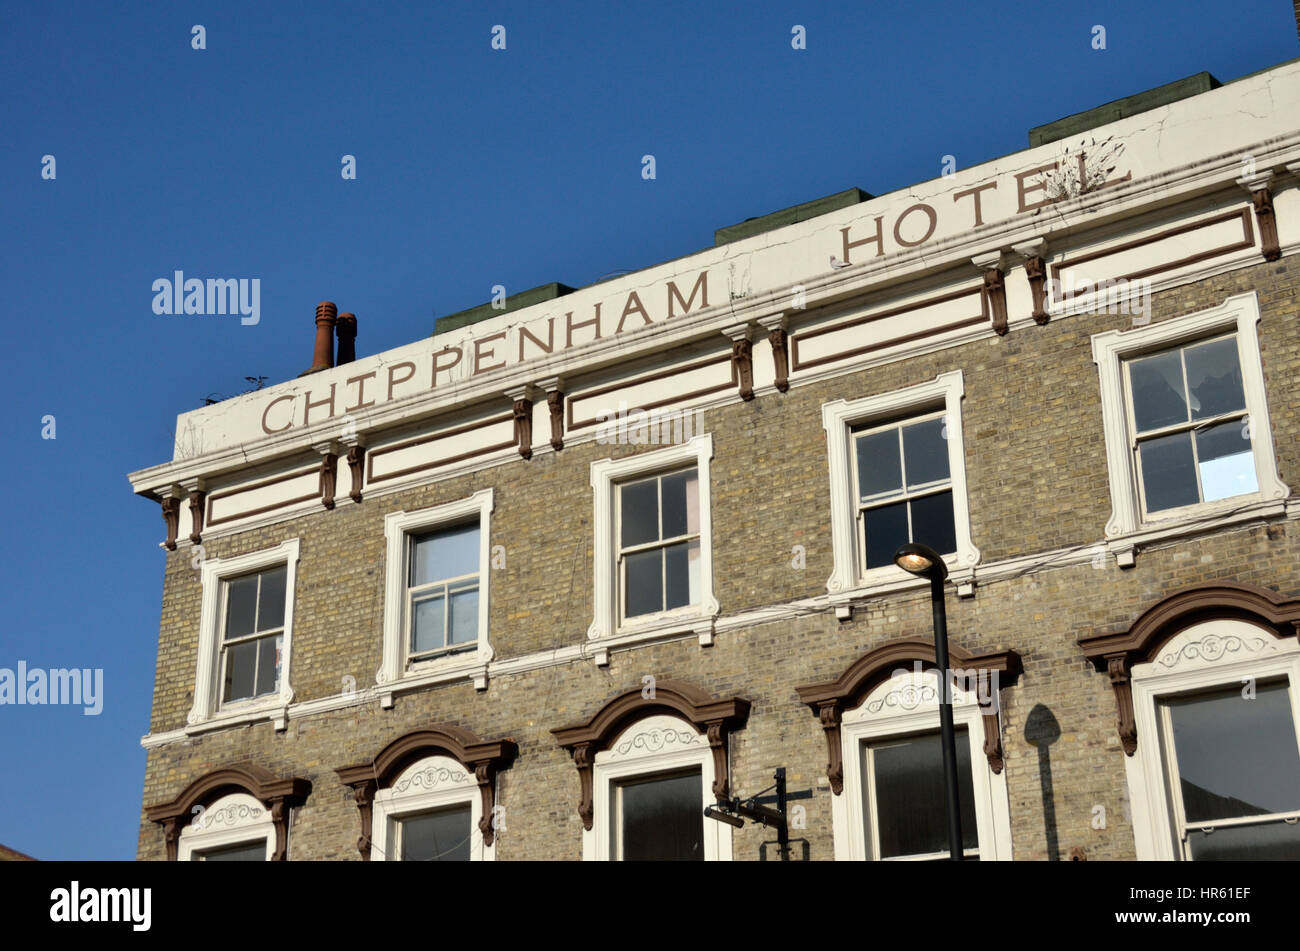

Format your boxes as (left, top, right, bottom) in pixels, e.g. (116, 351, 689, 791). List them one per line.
(893, 542, 948, 580)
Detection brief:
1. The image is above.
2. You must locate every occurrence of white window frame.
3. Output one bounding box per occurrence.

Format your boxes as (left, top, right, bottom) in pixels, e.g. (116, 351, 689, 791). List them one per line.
(379, 489, 494, 698)
(588, 434, 718, 652)
(832, 667, 1013, 861)
(371, 754, 493, 862)
(1092, 292, 1288, 555)
(189, 538, 299, 733)
(822, 371, 979, 598)
(177, 792, 275, 861)
(1123, 617, 1300, 861)
(585, 713, 731, 861)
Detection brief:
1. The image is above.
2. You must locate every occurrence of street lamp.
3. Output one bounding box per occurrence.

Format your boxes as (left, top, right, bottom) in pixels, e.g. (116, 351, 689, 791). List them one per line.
(894, 542, 964, 861)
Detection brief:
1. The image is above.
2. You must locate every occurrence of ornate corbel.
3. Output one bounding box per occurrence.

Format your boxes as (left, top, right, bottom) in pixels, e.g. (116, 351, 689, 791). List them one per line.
(538, 377, 565, 451)
(161, 817, 181, 862)
(1106, 654, 1138, 756)
(758, 314, 790, 392)
(160, 493, 181, 551)
(314, 440, 339, 510)
(1239, 171, 1280, 262)
(1013, 238, 1050, 325)
(186, 483, 207, 545)
(345, 443, 366, 503)
(474, 763, 500, 846)
(816, 701, 845, 795)
(981, 711, 1005, 774)
(722, 323, 756, 401)
(572, 742, 596, 831)
(973, 251, 1009, 335)
(347, 779, 376, 860)
(505, 384, 538, 460)
(269, 799, 290, 861)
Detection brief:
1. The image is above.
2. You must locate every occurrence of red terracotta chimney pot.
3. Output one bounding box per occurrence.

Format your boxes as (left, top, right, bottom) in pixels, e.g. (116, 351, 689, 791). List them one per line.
(336, 312, 357, 366)
(312, 301, 338, 371)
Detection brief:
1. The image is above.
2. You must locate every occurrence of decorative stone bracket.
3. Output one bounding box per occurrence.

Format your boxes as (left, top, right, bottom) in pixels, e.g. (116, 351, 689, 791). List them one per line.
(505, 384, 539, 460)
(336, 725, 518, 858)
(159, 493, 181, 551)
(1013, 238, 1050, 324)
(345, 441, 366, 503)
(795, 639, 1022, 794)
(972, 251, 1010, 335)
(551, 680, 751, 831)
(757, 314, 790, 393)
(1238, 172, 1280, 262)
(1078, 582, 1300, 756)
(722, 323, 756, 401)
(314, 440, 339, 510)
(538, 376, 565, 451)
(144, 764, 311, 861)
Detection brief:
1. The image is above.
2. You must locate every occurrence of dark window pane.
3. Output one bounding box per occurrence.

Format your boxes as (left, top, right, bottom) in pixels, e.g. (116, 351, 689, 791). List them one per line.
(447, 586, 479, 645)
(1168, 684, 1300, 823)
(1187, 821, 1300, 860)
(910, 490, 956, 556)
(411, 593, 446, 653)
(1130, 349, 1188, 432)
(863, 500, 909, 570)
(1195, 421, 1257, 502)
(257, 566, 286, 632)
(399, 805, 472, 861)
(869, 731, 977, 858)
(855, 428, 902, 500)
(1185, 337, 1245, 420)
(664, 540, 698, 611)
(620, 478, 660, 547)
(660, 469, 697, 539)
(224, 575, 258, 640)
(410, 523, 479, 587)
(1138, 431, 1199, 512)
(618, 770, 703, 860)
(196, 841, 265, 861)
(902, 417, 950, 488)
(624, 549, 662, 618)
(254, 635, 280, 697)
(223, 640, 258, 702)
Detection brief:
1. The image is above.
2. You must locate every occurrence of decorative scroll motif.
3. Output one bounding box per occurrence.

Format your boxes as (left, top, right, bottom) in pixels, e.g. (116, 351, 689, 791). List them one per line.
(551, 680, 751, 831)
(513, 396, 533, 459)
(187, 489, 206, 545)
(547, 389, 565, 451)
(1077, 583, 1300, 757)
(201, 802, 264, 827)
(161, 496, 180, 551)
(982, 267, 1008, 335)
(394, 765, 469, 794)
(731, 337, 755, 401)
(1023, 255, 1049, 324)
(319, 452, 338, 510)
(613, 727, 701, 757)
(346, 445, 365, 503)
(335, 725, 518, 856)
(143, 764, 311, 862)
(1107, 656, 1137, 757)
(1156, 631, 1275, 670)
(795, 639, 1022, 792)
(1250, 188, 1280, 261)
(768, 327, 790, 392)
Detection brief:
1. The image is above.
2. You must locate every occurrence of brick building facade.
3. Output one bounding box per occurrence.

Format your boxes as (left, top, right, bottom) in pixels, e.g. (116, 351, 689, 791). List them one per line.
(131, 54, 1300, 861)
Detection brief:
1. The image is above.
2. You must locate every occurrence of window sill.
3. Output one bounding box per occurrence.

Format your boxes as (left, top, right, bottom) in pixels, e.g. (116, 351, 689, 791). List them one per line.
(185, 698, 291, 735)
(377, 648, 492, 705)
(1106, 495, 1290, 566)
(590, 604, 720, 665)
(829, 560, 977, 616)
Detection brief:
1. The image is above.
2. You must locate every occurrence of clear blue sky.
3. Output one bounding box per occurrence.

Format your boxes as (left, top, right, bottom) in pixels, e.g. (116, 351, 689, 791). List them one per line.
(1, 0, 1296, 860)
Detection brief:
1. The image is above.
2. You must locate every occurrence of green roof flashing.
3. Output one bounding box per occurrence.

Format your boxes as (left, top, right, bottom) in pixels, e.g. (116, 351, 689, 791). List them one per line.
(1028, 72, 1221, 147)
(714, 188, 872, 245)
(433, 282, 576, 336)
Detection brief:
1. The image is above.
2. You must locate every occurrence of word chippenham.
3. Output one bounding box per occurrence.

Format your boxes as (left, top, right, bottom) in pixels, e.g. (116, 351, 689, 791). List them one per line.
(152, 271, 260, 325)
(0, 662, 103, 715)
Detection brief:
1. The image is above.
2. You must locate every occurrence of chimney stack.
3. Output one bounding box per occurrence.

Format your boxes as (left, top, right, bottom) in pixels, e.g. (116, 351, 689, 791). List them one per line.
(336, 312, 357, 365)
(309, 301, 337, 373)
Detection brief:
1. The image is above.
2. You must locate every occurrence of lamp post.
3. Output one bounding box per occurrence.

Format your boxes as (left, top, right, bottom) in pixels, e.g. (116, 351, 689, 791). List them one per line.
(894, 542, 963, 861)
